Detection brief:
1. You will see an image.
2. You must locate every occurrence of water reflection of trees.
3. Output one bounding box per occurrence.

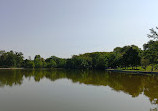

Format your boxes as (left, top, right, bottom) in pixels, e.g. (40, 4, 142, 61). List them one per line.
(0, 69, 158, 105)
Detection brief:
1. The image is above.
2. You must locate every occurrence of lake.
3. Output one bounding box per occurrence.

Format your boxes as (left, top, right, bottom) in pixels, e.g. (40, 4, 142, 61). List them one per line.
(0, 69, 157, 111)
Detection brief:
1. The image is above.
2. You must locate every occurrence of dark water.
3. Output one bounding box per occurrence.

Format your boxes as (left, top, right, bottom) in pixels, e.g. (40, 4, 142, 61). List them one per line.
(0, 69, 158, 111)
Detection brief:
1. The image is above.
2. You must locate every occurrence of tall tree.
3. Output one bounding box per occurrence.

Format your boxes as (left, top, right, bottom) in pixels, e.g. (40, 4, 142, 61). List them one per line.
(143, 40, 158, 71)
(34, 55, 43, 68)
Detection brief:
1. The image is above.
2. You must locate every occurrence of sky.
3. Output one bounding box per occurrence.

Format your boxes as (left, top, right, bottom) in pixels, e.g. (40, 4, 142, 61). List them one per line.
(0, 0, 158, 59)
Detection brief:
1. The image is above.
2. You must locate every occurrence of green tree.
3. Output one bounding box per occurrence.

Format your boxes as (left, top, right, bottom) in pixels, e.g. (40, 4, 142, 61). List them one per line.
(71, 56, 90, 69)
(0, 50, 24, 68)
(15, 52, 24, 67)
(34, 55, 43, 68)
(124, 46, 141, 69)
(113, 45, 141, 69)
(143, 40, 158, 71)
(45, 56, 66, 68)
(6, 51, 16, 67)
(23, 59, 35, 68)
(57, 59, 66, 68)
(46, 59, 57, 68)
(141, 58, 149, 70)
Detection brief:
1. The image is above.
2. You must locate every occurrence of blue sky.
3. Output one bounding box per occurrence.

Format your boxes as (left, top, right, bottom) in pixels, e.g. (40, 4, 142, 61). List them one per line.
(0, 0, 158, 59)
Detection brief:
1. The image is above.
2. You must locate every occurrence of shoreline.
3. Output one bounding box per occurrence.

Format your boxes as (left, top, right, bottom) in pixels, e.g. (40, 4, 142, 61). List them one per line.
(1, 68, 158, 75)
(0, 68, 24, 70)
(0, 68, 64, 70)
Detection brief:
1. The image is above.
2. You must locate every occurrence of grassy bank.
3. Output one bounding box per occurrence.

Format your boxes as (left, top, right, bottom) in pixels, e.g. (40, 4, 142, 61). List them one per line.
(106, 65, 158, 75)
(115, 65, 158, 72)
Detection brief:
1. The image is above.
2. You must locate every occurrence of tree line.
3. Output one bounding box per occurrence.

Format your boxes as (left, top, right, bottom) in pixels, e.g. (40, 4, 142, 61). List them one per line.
(0, 27, 158, 70)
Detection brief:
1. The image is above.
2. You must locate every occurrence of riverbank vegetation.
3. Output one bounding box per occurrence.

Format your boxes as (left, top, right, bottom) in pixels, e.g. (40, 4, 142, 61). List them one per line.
(0, 27, 158, 71)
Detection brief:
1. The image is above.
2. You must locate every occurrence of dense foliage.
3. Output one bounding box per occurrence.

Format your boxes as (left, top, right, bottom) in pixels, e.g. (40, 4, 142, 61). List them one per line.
(0, 27, 158, 70)
(0, 50, 23, 68)
(0, 46, 142, 69)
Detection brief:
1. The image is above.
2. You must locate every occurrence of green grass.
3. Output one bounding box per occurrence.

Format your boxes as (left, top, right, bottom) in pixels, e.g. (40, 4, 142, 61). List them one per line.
(116, 65, 158, 72)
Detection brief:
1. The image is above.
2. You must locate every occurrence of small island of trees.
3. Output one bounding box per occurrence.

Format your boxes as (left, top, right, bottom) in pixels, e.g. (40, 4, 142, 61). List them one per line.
(0, 27, 158, 71)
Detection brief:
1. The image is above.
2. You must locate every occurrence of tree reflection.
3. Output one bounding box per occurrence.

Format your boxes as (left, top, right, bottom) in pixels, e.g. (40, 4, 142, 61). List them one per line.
(0, 69, 158, 107)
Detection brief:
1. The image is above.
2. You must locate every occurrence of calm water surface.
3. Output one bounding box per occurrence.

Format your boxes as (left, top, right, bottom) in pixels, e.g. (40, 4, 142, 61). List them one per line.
(0, 69, 158, 111)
